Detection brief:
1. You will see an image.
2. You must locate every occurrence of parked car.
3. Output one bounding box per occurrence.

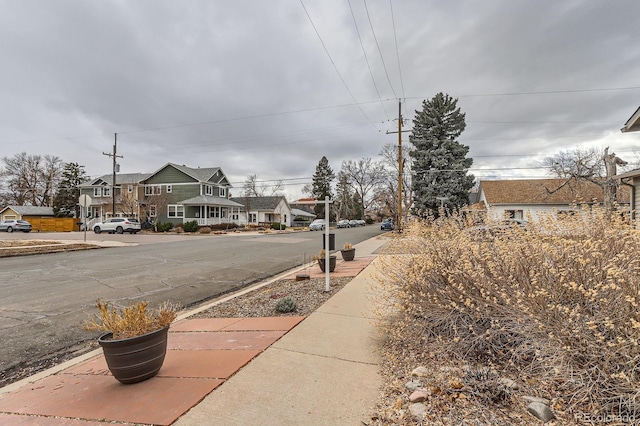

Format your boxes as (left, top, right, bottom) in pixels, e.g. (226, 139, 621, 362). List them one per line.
(0, 219, 32, 233)
(93, 218, 141, 234)
(356, 219, 366, 226)
(308, 219, 325, 231)
(380, 220, 394, 231)
(337, 219, 351, 228)
(349, 220, 358, 227)
(467, 219, 529, 241)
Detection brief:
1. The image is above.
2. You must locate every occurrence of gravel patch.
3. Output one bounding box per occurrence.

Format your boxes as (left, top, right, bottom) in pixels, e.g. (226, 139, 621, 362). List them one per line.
(191, 276, 351, 318)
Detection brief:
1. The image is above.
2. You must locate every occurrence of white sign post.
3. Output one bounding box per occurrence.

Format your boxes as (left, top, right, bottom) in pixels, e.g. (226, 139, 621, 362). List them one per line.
(79, 194, 92, 242)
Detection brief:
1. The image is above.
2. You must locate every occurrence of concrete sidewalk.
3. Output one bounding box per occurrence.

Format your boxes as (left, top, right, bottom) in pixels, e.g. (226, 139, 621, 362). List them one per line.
(175, 236, 388, 426)
(0, 235, 389, 425)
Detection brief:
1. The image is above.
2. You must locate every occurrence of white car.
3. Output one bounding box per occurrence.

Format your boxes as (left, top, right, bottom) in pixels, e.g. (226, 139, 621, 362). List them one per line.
(93, 218, 141, 234)
(308, 219, 325, 231)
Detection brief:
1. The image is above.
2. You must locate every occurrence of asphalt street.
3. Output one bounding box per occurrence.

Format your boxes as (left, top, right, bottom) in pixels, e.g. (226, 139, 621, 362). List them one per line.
(0, 226, 384, 385)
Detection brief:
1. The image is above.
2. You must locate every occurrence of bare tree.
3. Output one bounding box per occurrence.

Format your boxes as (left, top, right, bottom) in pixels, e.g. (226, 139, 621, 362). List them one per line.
(379, 143, 412, 223)
(243, 174, 284, 196)
(142, 191, 170, 231)
(544, 146, 630, 210)
(334, 170, 356, 221)
(0, 152, 63, 206)
(340, 158, 386, 218)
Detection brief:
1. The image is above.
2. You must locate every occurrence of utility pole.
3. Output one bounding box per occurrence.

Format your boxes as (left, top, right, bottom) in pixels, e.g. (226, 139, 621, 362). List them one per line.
(386, 100, 411, 232)
(103, 133, 123, 218)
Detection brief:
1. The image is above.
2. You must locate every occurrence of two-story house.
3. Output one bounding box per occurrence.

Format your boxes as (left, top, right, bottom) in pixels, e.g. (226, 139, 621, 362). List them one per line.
(79, 163, 242, 227)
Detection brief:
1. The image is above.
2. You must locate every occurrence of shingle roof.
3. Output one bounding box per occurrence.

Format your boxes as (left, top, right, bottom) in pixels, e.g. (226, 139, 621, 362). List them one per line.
(229, 196, 288, 211)
(1, 205, 54, 216)
(291, 208, 316, 218)
(80, 173, 149, 187)
(480, 179, 630, 205)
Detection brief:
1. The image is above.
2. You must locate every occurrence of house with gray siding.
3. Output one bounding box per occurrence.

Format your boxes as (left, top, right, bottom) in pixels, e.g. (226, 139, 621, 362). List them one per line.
(79, 163, 242, 227)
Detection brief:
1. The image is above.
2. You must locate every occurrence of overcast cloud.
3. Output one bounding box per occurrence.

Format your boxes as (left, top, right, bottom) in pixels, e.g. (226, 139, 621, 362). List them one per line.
(1, 0, 639, 198)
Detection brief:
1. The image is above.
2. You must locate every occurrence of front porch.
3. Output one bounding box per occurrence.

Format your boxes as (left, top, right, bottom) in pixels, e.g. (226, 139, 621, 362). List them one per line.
(180, 195, 245, 227)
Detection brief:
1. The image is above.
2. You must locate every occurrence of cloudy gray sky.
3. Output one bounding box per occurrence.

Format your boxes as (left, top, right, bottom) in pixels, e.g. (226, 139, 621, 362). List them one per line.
(1, 0, 639, 198)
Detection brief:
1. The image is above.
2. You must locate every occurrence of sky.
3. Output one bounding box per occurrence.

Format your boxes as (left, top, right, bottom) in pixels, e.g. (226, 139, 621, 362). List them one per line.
(1, 0, 639, 199)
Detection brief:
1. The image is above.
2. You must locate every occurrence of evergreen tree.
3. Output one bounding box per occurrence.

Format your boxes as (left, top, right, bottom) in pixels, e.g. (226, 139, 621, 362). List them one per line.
(409, 92, 474, 217)
(53, 162, 88, 217)
(311, 156, 335, 218)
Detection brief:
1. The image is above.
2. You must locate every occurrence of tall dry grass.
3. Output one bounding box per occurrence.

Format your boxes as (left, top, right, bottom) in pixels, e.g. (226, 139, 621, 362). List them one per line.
(377, 207, 640, 417)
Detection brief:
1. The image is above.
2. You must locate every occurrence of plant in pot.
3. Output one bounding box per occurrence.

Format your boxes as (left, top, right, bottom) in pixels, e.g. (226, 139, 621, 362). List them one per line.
(83, 299, 179, 384)
(341, 242, 355, 261)
(314, 249, 336, 273)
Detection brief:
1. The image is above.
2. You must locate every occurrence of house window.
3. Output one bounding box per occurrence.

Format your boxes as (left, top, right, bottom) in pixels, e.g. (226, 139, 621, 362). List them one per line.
(103, 187, 111, 197)
(249, 213, 257, 223)
(219, 187, 226, 197)
(203, 184, 213, 196)
(167, 204, 184, 218)
(145, 185, 161, 196)
(149, 205, 157, 217)
(127, 185, 133, 193)
(166, 185, 172, 194)
(93, 187, 102, 197)
(232, 213, 238, 220)
(505, 210, 523, 220)
(209, 207, 220, 218)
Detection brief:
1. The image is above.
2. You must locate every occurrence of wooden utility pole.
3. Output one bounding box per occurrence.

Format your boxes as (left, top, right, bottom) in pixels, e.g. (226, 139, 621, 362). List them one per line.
(386, 100, 411, 232)
(103, 133, 123, 218)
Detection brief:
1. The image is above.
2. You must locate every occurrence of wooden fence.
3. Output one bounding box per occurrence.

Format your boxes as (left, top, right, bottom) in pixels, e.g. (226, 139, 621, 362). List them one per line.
(25, 217, 81, 232)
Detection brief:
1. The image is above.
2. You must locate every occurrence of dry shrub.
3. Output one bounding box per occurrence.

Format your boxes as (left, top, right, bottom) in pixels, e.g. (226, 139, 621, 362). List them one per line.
(377, 207, 640, 417)
(84, 300, 179, 339)
(199, 226, 212, 234)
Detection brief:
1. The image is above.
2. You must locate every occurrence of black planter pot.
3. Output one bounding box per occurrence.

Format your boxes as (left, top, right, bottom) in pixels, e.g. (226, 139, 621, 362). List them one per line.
(341, 248, 355, 261)
(318, 255, 337, 272)
(98, 326, 169, 384)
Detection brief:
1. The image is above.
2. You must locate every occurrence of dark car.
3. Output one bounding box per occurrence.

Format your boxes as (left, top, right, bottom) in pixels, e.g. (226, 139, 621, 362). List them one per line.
(380, 220, 394, 231)
(0, 219, 32, 233)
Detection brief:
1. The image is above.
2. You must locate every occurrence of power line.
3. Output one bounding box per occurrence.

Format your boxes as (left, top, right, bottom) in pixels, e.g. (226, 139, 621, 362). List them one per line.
(406, 85, 640, 99)
(363, 0, 397, 99)
(389, 0, 405, 99)
(299, 0, 379, 131)
(347, 0, 390, 121)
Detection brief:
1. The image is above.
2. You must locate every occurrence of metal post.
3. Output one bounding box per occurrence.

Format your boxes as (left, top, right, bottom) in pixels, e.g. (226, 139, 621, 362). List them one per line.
(324, 195, 330, 292)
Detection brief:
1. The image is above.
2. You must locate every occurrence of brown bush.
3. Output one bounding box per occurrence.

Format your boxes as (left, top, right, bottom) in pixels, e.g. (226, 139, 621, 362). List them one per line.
(376, 206, 640, 417)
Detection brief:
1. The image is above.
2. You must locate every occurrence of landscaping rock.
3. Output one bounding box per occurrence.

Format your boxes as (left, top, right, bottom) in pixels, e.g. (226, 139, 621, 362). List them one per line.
(405, 379, 423, 391)
(411, 366, 430, 377)
(409, 389, 432, 403)
(526, 402, 556, 423)
(523, 395, 550, 405)
(408, 402, 427, 419)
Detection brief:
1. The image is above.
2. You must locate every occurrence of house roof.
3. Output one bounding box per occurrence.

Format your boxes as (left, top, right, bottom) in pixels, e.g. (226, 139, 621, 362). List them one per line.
(480, 178, 630, 205)
(80, 173, 150, 187)
(229, 196, 289, 211)
(615, 168, 640, 180)
(291, 208, 316, 218)
(621, 106, 640, 133)
(179, 195, 244, 207)
(145, 163, 229, 185)
(0, 205, 54, 216)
